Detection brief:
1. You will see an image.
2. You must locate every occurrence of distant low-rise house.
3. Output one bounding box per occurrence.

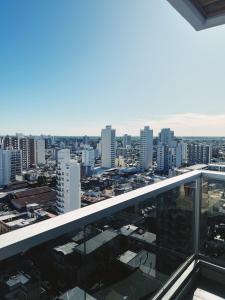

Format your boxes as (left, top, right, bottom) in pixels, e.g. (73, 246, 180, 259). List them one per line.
(0, 207, 54, 234)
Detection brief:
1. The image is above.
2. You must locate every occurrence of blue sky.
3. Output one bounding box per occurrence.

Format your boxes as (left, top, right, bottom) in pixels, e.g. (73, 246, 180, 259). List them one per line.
(0, 0, 225, 136)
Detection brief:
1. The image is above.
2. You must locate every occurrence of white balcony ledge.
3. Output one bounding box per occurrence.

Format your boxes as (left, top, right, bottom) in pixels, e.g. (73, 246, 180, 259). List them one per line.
(0, 170, 223, 261)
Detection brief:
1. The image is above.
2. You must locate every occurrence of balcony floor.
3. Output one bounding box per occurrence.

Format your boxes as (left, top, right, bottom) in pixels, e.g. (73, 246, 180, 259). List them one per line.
(176, 260, 225, 300)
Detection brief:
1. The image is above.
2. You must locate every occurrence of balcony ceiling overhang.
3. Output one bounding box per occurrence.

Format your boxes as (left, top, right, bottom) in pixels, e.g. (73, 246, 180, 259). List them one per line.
(167, 0, 225, 30)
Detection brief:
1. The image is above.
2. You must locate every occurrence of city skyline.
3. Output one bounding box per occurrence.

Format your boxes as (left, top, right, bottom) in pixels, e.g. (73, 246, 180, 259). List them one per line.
(1, 1, 225, 136)
(1, 113, 225, 137)
(1, 2, 225, 300)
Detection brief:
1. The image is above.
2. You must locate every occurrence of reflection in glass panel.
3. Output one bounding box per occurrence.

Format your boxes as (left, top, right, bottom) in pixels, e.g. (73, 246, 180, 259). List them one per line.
(0, 181, 195, 299)
(81, 181, 195, 300)
(200, 177, 225, 264)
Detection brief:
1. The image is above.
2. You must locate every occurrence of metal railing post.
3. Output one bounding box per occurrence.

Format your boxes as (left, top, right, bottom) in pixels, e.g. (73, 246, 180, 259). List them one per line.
(194, 176, 201, 256)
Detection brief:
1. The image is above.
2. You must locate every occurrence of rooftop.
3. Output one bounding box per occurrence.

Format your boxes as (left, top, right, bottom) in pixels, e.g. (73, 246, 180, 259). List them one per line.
(129, 230, 156, 245)
(5, 217, 36, 229)
(11, 186, 56, 209)
(57, 287, 96, 300)
(96, 269, 162, 300)
(75, 229, 119, 255)
(6, 272, 30, 288)
(117, 249, 158, 278)
(0, 213, 19, 222)
(14, 186, 51, 198)
(120, 224, 138, 236)
(186, 164, 208, 171)
(54, 241, 78, 256)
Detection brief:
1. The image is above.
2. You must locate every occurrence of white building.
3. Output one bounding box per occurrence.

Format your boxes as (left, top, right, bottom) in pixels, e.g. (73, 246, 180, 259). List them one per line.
(0, 150, 11, 186)
(101, 125, 116, 169)
(35, 139, 45, 165)
(180, 141, 188, 165)
(82, 147, 95, 170)
(156, 144, 165, 173)
(56, 149, 81, 214)
(96, 141, 102, 157)
(157, 142, 183, 174)
(140, 126, 153, 171)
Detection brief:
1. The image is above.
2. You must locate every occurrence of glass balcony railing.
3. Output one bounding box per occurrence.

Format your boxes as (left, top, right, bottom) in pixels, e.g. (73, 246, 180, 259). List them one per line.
(200, 172, 225, 265)
(0, 170, 225, 299)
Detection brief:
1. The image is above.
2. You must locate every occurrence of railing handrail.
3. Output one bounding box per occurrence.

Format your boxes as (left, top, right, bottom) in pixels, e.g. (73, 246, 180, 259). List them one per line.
(202, 170, 225, 181)
(0, 169, 207, 261)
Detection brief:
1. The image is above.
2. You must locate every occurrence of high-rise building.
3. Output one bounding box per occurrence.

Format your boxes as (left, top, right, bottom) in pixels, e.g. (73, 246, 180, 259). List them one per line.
(159, 128, 174, 146)
(82, 147, 95, 175)
(56, 149, 81, 214)
(157, 128, 183, 175)
(3, 136, 19, 150)
(35, 139, 45, 165)
(0, 150, 11, 186)
(157, 142, 183, 174)
(187, 144, 212, 165)
(101, 125, 116, 169)
(19, 138, 36, 170)
(180, 141, 188, 165)
(44, 137, 52, 149)
(140, 126, 153, 171)
(2, 136, 42, 169)
(96, 141, 102, 157)
(0, 148, 22, 186)
(156, 144, 165, 173)
(10, 149, 22, 182)
(123, 134, 131, 148)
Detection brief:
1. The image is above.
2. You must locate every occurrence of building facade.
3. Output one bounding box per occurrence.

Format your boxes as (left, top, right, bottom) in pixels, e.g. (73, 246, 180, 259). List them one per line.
(0, 149, 22, 186)
(158, 128, 174, 146)
(101, 125, 116, 169)
(140, 126, 153, 171)
(56, 149, 81, 214)
(82, 147, 95, 177)
(187, 144, 212, 165)
(35, 139, 45, 165)
(19, 138, 36, 170)
(10, 149, 22, 182)
(0, 150, 11, 186)
(156, 129, 183, 175)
